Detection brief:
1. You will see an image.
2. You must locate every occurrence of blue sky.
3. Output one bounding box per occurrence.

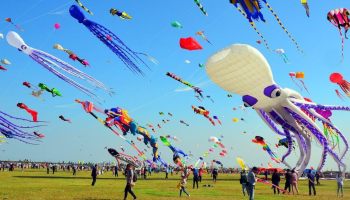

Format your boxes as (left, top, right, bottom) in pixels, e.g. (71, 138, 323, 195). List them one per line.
(0, 0, 349, 170)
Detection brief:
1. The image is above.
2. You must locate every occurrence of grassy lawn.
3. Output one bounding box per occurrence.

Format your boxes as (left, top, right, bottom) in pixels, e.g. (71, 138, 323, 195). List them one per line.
(0, 169, 347, 200)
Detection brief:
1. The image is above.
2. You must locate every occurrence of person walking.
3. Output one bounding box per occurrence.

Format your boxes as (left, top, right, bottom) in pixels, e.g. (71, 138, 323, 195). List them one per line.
(291, 169, 299, 195)
(271, 169, 281, 195)
(239, 170, 248, 196)
(124, 164, 137, 200)
(336, 172, 344, 198)
(247, 167, 257, 200)
(179, 170, 190, 197)
(284, 169, 291, 193)
(307, 171, 316, 196)
(91, 164, 97, 186)
(192, 168, 199, 189)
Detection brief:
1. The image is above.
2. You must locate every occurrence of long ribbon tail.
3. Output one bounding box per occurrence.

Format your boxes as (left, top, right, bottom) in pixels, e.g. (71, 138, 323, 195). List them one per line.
(33, 49, 112, 94)
(262, 1, 303, 52)
(0, 111, 47, 125)
(195, 0, 208, 16)
(233, 5, 270, 50)
(75, 0, 93, 15)
(85, 21, 147, 75)
(339, 29, 344, 62)
(299, 80, 310, 94)
(30, 53, 101, 102)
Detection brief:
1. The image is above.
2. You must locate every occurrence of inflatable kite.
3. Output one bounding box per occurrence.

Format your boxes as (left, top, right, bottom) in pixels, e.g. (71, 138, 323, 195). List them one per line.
(327, 8, 349, 61)
(103, 106, 160, 162)
(160, 136, 188, 167)
(179, 37, 203, 51)
(192, 106, 215, 126)
(17, 103, 38, 122)
(53, 44, 89, 67)
(110, 8, 132, 20)
(75, 100, 146, 159)
(252, 136, 281, 163)
(33, 131, 45, 138)
(59, 115, 71, 123)
(6, 31, 111, 100)
(289, 72, 309, 93)
(166, 72, 203, 98)
(206, 44, 349, 177)
(171, 21, 183, 28)
(330, 73, 350, 97)
(274, 49, 289, 64)
(38, 83, 62, 97)
(5, 18, 23, 31)
(229, 0, 302, 52)
(107, 147, 142, 168)
(69, 5, 148, 75)
(301, 0, 310, 17)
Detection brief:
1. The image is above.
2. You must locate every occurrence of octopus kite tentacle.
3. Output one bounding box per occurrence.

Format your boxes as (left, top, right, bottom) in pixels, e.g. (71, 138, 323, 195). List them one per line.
(257, 110, 286, 136)
(69, 5, 148, 75)
(29, 53, 100, 101)
(285, 107, 345, 172)
(6, 31, 109, 101)
(33, 49, 112, 94)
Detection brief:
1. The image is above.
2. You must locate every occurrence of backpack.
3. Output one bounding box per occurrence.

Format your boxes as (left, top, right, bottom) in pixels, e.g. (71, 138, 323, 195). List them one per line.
(132, 170, 138, 182)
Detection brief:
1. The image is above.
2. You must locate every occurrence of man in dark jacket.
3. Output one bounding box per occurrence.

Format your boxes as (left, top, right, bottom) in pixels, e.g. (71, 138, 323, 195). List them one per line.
(114, 164, 119, 177)
(239, 170, 248, 196)
(91, 164, 97, 186)
(308, 171, 316, 196)
(271, 169, 281, 194)
(284, 169, 291, 193)
(192, 168, 199, 189)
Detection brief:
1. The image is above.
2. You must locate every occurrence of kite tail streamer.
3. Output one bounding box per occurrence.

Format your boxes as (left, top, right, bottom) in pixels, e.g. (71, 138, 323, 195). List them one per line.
(69, 5, 147, 75)
(30, 53, 100, 101)
(33, 49, 113, 95)
(75, 0, 93, 15)
(234, 5, 270, 49)
(335, 89, 345, 100)
(298, 80, 310, 94)
(290, 77, 303, 91)
(339, 29, 345, 62)
(262, 1, 303, 52)
(194, 0, 208, 16)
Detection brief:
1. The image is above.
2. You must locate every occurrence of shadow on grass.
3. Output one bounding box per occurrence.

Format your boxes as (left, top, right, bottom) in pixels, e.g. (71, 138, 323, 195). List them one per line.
(13, 176, 238, 181)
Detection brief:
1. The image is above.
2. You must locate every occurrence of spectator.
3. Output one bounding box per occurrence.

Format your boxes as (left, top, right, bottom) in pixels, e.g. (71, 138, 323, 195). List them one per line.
(239, 170, 248, 196)
(124, 164, 137, 200)
(291, 169, 299, 195)
(247, 167, 257, 200)
(307, 171, 316, 196)
(271, 169, 281, 195)
(336, 172, 344, 198)
(284, 169, 291, 193)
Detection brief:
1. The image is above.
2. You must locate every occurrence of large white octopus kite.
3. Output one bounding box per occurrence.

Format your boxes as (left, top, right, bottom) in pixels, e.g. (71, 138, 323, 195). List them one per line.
(206, 44, 348, 177)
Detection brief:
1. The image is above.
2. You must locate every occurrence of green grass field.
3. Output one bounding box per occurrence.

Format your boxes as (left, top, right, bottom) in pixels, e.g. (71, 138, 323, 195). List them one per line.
(0, 169, 347, 200)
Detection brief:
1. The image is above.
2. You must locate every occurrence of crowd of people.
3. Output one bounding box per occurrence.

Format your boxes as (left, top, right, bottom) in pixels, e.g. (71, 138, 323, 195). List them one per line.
(0, 160, 347, 199)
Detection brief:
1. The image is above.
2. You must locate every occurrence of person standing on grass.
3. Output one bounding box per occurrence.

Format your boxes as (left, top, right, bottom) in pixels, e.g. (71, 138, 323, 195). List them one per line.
(91, 164, 97, 186)
(307, 171, 316, 196)
(73, 165, 77, 176)
(124, 164, 137, 200)
(114, 164, 119, 177)
(336, 172, 344, 198)
(271, 169, 281, 195)
(199, 168, 203, 182)
(239, 170, 248, 196)
(179, 170, 190, 197)
(283, 169, 291, 193)
(165, 166, 169, 179)
(212, 168, 218, 183)
(247, 167, 257, 200)
(192, 167, 199, 189)
(291, 169, 299, 195)
(315, 171, 320, 185)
